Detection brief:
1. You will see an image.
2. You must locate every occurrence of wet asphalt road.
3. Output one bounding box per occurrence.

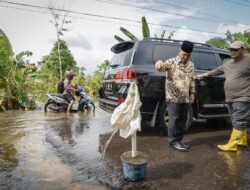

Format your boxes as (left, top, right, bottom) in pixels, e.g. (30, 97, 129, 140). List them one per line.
(0, 107, 250, 190)
(102, 121, 250, 190)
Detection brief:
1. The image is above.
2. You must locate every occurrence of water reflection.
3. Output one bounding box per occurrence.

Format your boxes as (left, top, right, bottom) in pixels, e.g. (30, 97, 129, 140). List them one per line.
(0, 144, 18, 171)
(0, 113, 24, 173)
(216, 150, 249, 189)
(58, 123, 75, 145)
(57, 120, 89, 145)
(218, 151, 246, 176)
(0, 110, 110, 190)
(45, 115, 89, 145)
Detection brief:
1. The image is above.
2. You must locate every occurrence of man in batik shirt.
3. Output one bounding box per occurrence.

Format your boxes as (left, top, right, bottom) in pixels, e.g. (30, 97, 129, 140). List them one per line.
(155, 40, 195, 152)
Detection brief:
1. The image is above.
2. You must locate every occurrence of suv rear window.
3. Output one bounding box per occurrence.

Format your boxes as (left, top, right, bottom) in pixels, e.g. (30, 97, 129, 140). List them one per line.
(133, 42, 153, 65)
(110, 48, 133, 67)
(133, 43, 180, 65)
(153, 44, 179, 62)
(192, 52, 218, 70)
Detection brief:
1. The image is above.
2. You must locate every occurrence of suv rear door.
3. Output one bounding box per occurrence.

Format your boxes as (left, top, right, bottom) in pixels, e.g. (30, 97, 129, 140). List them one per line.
(101, 42, 135, 111)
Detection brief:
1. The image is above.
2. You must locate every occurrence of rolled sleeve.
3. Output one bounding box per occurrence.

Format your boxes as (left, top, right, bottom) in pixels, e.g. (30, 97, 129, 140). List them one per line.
(158, 59, 174, 72)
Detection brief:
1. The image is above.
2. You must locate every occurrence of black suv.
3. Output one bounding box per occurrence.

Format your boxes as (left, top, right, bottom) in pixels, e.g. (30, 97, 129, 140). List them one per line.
(99, 38, 231, 132)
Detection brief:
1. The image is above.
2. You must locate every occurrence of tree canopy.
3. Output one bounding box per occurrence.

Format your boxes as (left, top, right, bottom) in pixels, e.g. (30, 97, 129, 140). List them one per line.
(41, 40, 78, 79)
(206, 30, 250, 53)
(83, 60, 110, 95)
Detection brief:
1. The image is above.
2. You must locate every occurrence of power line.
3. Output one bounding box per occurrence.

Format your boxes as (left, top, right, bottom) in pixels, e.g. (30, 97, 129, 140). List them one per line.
(0, 3, 223, 38)
(151, 0, 241, 24)
(0, 4, 141, 28)
(93, 0, 245, 24)
(0, 4, 49, 15)
(0, 0, 227, 35)
(223, 0, 250, 7)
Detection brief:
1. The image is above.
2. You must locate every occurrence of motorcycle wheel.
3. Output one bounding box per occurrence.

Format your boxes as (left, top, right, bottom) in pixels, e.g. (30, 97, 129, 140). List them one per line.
(44, 102, 59, 112)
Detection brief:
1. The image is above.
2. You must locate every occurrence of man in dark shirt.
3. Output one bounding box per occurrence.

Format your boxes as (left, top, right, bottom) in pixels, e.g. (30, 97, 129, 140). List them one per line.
(197, 40, 250, 152)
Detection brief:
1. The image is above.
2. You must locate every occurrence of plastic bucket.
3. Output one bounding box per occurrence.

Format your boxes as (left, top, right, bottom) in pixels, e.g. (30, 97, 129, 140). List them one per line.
(120, 151, 148, 181)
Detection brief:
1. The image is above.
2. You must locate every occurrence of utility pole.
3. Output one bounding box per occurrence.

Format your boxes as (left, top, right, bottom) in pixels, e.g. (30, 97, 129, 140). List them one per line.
(48, 1, 72, 80)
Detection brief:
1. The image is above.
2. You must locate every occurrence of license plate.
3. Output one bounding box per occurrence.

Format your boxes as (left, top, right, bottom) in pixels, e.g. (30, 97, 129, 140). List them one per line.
(105, 83, 113, 91)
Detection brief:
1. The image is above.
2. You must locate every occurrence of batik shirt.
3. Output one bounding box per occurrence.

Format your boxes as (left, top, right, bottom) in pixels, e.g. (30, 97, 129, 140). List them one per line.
(158, 56, 195, 103)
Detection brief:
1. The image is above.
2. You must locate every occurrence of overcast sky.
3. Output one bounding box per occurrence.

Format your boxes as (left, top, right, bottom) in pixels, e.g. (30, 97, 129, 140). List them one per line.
(0, 0, 250, 73)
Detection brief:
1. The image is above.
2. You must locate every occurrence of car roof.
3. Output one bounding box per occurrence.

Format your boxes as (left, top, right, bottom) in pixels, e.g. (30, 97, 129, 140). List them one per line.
(142, 38, 229, 53)
(111, 38, 230, 54)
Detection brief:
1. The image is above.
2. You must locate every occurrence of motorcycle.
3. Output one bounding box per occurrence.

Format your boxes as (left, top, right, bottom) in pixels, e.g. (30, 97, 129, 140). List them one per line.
(44, 85, 95, 113)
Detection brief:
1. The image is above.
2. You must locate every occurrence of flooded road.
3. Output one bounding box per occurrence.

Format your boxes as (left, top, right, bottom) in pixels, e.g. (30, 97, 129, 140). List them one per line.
(0, 109, 113, 190)
(0, 108, 250, 190)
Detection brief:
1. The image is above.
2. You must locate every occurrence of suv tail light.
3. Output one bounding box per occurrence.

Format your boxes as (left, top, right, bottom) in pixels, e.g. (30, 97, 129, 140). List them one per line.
(114, 68, 137, 80)
(118, 97, 125, 105)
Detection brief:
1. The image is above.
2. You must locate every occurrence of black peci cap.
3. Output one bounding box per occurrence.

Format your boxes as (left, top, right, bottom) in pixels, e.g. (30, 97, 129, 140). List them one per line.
(181, 40, 193, 53)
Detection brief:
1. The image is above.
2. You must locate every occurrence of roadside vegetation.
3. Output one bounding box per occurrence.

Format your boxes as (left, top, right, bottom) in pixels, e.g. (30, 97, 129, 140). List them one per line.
(206, 30, 250, 53)
(0, 29, 109, 111)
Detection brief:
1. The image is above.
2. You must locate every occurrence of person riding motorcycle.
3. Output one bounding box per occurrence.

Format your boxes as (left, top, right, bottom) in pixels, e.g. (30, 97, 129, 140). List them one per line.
(63, 71, 76, 114)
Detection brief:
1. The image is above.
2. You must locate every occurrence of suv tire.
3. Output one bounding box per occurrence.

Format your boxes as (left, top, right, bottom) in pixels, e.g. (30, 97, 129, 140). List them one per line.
(157, 102, 193, 135)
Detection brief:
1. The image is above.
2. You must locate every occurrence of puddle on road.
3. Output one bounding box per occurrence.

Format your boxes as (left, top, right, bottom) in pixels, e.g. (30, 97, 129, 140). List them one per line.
(0, 109, 113, 190)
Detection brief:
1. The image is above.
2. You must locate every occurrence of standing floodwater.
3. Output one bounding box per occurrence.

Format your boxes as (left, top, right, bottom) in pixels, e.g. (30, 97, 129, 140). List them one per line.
(0, 109, 116, 190)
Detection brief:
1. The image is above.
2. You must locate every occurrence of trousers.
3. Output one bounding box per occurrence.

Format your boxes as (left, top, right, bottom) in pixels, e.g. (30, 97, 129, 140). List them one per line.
(167, 102, 189, 144)
(227, 102, 250, 131)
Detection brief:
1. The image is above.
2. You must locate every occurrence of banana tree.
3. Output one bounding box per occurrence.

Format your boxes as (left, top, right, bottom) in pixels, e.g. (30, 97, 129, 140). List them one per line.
(0, 29, 34, 110)
(142, 16, 150, 38)
(114, 16, 149, 42)
(114, 16, 168, 42)
(0, 29, 13, 110)
(0, 29, 13, 84)
(120, 27, 139, 41)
